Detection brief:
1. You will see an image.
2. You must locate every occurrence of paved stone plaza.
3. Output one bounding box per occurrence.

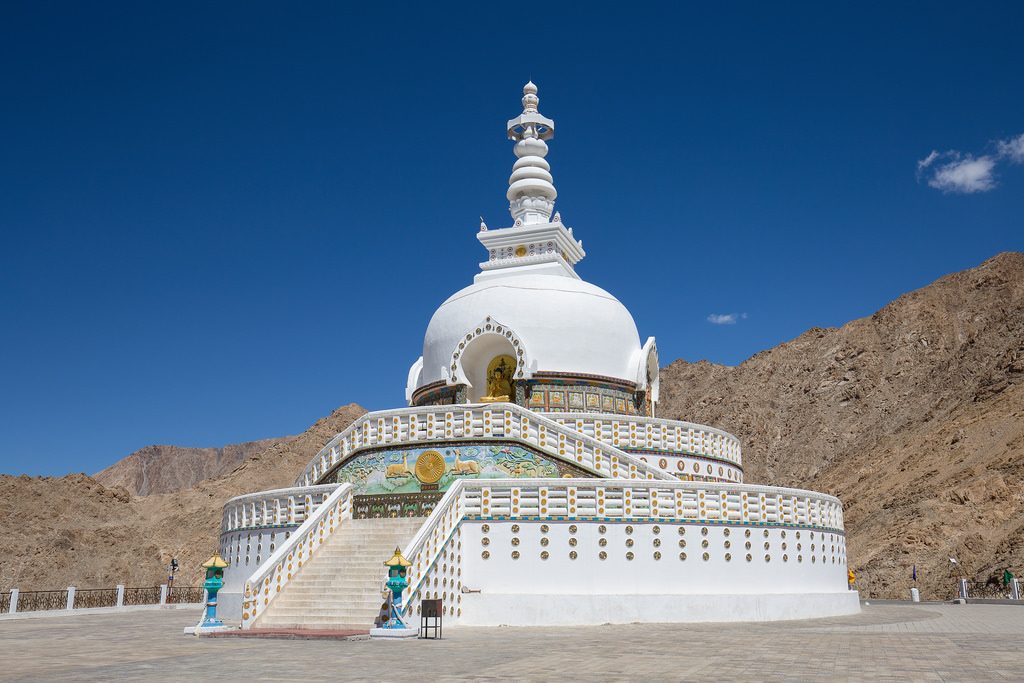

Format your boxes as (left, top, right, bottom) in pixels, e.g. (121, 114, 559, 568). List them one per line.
(1, 603, 1022, 681)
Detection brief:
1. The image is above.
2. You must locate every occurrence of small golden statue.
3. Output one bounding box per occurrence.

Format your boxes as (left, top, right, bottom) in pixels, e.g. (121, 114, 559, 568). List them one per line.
(480, 355, 515, 402)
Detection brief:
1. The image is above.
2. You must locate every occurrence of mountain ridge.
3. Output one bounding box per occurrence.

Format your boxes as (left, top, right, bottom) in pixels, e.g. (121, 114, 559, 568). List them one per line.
(93, 439, 281, 496)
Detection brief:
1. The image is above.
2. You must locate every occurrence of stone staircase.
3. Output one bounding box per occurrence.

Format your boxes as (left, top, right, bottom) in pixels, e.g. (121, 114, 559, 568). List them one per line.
(254, 516, 424, 630)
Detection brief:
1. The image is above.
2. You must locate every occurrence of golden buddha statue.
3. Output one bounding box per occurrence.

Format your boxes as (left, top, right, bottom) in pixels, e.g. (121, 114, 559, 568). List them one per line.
(480, 355, 515, 402)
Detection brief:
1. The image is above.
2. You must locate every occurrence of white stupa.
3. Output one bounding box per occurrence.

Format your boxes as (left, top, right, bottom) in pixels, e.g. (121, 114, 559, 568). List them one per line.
(215, 83, 858, 629)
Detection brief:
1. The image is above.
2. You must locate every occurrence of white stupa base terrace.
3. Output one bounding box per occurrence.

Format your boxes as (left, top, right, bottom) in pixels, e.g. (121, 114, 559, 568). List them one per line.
(458, 592, 860, 626)
(219, 466, 855, 627)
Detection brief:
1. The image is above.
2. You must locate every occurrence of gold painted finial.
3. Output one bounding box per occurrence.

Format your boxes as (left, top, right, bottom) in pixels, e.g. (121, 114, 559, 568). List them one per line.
(384, 547, 412, 567)
(202, 552, 229, 569)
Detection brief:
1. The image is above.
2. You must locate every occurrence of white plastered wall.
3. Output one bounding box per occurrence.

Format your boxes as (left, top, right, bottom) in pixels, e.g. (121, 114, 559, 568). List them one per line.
(456, 520, 857, 626)
(217, 526, 297, 622)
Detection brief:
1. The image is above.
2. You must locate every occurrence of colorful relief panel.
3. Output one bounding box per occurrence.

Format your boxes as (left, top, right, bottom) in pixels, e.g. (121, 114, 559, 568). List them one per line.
(334, 443, 591, 497)
(525, 379, 643, 416)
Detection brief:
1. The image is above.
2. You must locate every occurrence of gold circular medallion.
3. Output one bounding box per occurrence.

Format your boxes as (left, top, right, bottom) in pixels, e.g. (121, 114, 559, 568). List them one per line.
(415, 450, 446, 484)
(514, 245, 527, 257)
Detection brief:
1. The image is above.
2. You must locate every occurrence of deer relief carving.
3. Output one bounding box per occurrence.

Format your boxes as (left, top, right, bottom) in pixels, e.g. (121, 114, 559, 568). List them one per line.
(452, 451, 480, 475)
(386, 453, 411, 478)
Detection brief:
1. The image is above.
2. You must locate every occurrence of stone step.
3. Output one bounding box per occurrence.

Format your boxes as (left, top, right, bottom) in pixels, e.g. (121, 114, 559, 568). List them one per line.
(296, 566, 387, 573)
(264, 605, 383, 614)
(284, 587, 381, 594)
(272, 595, 383, 604)
(297, 559, 391, 567)
(257, 514, 422, 628)
(297, 566, 389, 572)
(269, 602, 383, 611)
(274, 590, 383, 600)
(315, 552, 408, 557)
(257, 620, 376, 629)
(270, 603, 381, 610)
(308, 559, 396, 566)
(280, 590, 380, 599)
(319, 542, 413, 548)
(268, 608, 382, 617)
(279, 580, 382, 589)
(290, 575, 382, 582)
(257, 619, 379, 628)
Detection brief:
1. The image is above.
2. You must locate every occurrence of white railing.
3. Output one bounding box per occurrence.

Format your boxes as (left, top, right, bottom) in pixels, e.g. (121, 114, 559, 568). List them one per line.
(221, 484, 340, 534)
(392, 481, 467, 621)
(392, 478, 845, 620)
(459, 479, 843, 528)
(296, 403, 678, 488)
(240, 483, 354, 629)
(549, 413, 742, 467)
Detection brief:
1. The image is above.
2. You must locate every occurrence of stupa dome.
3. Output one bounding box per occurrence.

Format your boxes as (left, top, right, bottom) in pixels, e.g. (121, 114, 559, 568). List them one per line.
(413, 270, 644, 400)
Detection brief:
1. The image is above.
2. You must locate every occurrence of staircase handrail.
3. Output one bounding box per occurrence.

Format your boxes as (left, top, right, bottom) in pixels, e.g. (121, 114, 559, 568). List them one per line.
(240, 482, 354, 629)
(388, 480, 467, 618)
(295, 402, 678, 488)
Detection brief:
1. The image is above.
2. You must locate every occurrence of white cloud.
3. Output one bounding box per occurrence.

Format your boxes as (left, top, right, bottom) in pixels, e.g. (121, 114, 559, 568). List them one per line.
(927, 155, 997, 194)
(919, 132, 1023, 194)
(917, 150, 940, 171)
(997, 133, 1024, 164)
(707, 313, 746, 325)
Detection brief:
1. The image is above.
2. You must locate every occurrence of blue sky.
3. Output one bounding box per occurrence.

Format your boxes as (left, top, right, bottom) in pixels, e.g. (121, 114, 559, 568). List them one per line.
(2, 2, 1022, 476)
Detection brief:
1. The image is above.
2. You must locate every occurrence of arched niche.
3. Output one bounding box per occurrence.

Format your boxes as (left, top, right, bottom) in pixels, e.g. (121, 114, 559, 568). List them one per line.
(447, 317, 532, 403)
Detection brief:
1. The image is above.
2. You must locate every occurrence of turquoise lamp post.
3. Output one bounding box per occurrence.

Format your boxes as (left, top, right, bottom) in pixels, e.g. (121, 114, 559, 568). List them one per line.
(383, 547, 412, 628)
(200, 553, 229, 628)
(370, 547, 418, 638)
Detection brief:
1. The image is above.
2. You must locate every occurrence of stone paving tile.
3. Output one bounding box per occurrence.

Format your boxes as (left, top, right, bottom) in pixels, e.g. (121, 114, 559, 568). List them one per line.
(0, 604, 1022, 682)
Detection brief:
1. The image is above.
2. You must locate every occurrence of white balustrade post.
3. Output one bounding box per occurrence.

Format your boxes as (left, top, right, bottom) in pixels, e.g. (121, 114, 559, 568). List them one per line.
(66, 586, 76, 610)
(116, 584, 125, 607)
(8, 588, 18, 614)
(958, 578, 969, 600)
(159, 584, 168, 605)
(1012, 578, 1021, 601)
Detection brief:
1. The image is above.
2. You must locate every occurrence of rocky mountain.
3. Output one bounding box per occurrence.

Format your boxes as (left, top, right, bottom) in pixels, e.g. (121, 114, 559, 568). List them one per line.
(93, 439, 279, 496)
(658, 251, 1024, 599)
(0, 404, 366, 590)
(2, 253, 1022, 598)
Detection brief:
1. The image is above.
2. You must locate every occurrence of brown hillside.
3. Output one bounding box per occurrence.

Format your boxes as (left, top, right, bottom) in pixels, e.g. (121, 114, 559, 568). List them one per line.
(94, 439, 279, 496)
(658, 252, 1024, 598)
(0, 404, 366, 590)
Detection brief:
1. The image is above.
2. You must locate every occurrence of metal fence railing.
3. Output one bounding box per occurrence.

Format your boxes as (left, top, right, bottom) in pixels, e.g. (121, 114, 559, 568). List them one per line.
(15, 590, 68, 612)
(167, 586, 204, 604)
(74, 588, 119, 609)
(1, 585, 204, 614)
(965, 581, 1015, 600)
(122, 586, 163, 606)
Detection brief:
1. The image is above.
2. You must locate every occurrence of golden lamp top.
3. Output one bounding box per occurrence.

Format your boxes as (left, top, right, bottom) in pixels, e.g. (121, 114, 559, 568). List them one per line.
(202, 552, 229, 569)
(384, 547, 412, 567)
